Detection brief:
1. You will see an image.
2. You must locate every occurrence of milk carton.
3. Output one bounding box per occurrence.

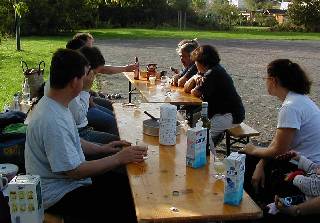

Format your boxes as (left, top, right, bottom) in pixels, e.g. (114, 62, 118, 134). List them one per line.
(186, 121, 207, 168)
(224, 152, 246, 205)
(7, 175, 44, 223)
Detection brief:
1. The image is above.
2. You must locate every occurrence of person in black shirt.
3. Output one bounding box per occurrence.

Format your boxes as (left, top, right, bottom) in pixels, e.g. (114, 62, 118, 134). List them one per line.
(190, 45, 245, 150)
(171, 39, 199, 87)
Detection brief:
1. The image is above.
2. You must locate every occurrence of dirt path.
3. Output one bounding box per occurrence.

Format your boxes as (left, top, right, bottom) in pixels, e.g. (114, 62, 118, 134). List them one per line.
(96, 39, 320, 145)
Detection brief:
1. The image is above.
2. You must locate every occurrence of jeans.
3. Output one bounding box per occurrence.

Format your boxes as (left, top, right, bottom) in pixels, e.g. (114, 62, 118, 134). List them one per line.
(87, 104, 119, 136)
(92, 96, 113, 111)
(79, 126, 119, 144)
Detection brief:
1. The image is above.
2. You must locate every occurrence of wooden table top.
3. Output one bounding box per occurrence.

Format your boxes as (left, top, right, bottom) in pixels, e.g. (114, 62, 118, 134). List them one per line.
(114, 103, 262, 222)
(123, 72, 202, 105)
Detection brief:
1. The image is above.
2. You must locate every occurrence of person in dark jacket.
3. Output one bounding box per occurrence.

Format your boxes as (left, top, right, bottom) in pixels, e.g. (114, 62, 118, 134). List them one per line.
(189, 45, 245, 152)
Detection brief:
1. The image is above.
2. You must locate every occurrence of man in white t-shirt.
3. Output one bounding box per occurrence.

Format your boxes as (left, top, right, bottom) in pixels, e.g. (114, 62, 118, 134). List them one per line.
(25, 48, 147, 222)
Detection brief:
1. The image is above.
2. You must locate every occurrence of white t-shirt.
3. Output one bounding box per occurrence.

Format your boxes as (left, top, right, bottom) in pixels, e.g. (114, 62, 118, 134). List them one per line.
(277, 91, 320, 163)
(45, 80, 90, 128)
(25, 96, 91, 209)
(69, 91, 90, 128)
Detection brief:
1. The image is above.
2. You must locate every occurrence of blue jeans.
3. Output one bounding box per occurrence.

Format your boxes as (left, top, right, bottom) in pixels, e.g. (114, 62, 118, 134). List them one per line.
(87, 104, 119, 136)
(78, 126, 119, 144)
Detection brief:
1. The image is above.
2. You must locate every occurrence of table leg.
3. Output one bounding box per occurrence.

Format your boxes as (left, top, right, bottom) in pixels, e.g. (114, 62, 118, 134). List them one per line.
(129, 81, 132, 103)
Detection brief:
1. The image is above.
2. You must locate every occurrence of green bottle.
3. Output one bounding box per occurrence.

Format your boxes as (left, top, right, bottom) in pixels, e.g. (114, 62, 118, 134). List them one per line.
(200, 102, 211, 156)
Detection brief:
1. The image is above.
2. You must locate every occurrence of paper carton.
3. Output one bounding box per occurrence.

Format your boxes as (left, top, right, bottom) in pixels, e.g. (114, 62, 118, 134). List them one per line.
(186, 127, 207, 168)
(7, 175, 44, 223)
(224, 152, 246, 205)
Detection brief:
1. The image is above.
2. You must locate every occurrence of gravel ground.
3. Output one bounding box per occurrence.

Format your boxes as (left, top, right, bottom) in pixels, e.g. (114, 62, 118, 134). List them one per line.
(96, 39, 320, 146)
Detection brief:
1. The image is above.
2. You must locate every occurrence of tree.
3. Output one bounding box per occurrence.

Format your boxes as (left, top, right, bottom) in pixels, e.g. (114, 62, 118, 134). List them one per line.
(288, 0, 320, 31)
(191, 0, 206, 12)
(207, 1, 241, 30)
(167, 0, 192, 30)
(13, 0, 28, 51)
(245, 0, 272, 10)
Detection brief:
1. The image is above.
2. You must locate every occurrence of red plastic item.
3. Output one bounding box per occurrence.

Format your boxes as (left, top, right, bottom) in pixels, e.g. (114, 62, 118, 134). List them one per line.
(285, 169, 305, 181)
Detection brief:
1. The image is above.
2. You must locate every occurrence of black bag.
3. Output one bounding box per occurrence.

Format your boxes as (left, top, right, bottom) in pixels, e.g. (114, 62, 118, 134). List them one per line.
(0, 111, 26, 141)
(21, 60, 45, 99)
(0, 111, 26, 129)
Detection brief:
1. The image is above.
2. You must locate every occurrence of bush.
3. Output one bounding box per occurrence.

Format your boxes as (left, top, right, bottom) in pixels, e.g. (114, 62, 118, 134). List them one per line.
(20, 0, 99, 35)
(0, 0, 15, 37)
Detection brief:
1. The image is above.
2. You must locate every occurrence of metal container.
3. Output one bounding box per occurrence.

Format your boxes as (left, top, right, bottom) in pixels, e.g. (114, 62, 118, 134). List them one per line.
(143, 118, 181, 136)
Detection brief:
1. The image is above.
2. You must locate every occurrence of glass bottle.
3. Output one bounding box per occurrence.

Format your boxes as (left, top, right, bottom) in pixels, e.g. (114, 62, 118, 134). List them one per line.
(22, 79, 30, 102)
(134, 56, 140, 80)
(13, 93, 20, 111)
(200, 102, 211, 156)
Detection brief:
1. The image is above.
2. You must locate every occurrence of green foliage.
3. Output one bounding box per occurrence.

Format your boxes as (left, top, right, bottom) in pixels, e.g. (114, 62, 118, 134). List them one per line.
(191, 0, 206, 11)
(254, 14, 277, 27)
(205, 2, 241, 30)
(20, 0, 100, 35)
(245, 0, 274, 10)
(167, 0, 192, 11)
(288, 0, 320, 32)
(13, 1, 28, 18)
(0, 0, 15, 37)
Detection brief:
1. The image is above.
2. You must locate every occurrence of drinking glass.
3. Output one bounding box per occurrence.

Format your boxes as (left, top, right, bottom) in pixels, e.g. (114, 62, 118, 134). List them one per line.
(135, 139, 149, 160)
(160, 76, 168, 86)
(177, 110, 188, 128)
(134, 97, 141, 110)
(213, 156, 226, 180)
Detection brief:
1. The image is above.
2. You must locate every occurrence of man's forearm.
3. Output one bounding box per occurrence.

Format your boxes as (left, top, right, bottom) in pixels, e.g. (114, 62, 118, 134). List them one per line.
(80, 138, 103, 155)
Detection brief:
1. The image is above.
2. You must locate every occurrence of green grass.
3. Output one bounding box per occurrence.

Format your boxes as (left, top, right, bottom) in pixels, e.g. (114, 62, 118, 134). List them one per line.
(0, 37, 67, 109)
(1, 27, 319, 110)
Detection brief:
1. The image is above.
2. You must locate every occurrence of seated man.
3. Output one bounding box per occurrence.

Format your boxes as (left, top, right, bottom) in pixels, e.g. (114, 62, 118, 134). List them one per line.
(171, 39, 199, 87)
(25, 48, 147, 222)
(69, 46, 119, 142)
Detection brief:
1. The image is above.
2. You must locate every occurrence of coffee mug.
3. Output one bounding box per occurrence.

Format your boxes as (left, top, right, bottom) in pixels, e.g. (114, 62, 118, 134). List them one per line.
(0, 174, 8, 191)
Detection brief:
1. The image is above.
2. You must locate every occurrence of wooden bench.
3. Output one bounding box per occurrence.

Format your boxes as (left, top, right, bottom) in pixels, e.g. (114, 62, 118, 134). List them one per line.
(44, 213, 64, 223)
(225, 122, 260, 155)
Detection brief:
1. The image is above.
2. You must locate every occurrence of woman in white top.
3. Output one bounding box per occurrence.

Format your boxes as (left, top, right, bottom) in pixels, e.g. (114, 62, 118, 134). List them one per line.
(240, 59, 320, 207)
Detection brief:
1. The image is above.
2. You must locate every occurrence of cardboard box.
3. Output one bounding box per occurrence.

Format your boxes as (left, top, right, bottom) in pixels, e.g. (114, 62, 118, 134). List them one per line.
(7, 175, 44, 223)
(224, 152, 246, 206)
(186, 127, 207, 168)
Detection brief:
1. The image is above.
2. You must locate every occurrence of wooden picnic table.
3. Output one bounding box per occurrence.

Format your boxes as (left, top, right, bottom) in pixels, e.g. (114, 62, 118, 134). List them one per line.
(123, 72, 202, 105)
(114, 103, 262, 222)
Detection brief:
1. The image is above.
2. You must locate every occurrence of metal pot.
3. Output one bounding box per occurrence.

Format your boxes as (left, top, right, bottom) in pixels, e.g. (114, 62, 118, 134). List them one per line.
(143, 118, 181, 136)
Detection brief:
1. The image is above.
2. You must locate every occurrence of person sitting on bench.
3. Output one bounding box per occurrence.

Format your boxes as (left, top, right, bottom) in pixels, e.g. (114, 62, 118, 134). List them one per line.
(25, 48, 147, 222)
(187, 45, 245, 153)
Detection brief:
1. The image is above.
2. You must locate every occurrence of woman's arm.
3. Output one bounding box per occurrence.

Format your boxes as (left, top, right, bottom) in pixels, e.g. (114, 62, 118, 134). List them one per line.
(276, 196, 320, 216)
(183, 76, 196, 93)
(96, 64, 136, 74)
(240, 128, 296, 158)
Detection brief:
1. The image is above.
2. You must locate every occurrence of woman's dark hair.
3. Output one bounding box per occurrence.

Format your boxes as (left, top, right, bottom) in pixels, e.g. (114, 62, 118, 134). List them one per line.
(66, 39, 86, 50)
(191, 45, 220, 69)
(50, 49, 89, 89)
(79, 46, 105, 69)
(267, 59, 311, 94)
